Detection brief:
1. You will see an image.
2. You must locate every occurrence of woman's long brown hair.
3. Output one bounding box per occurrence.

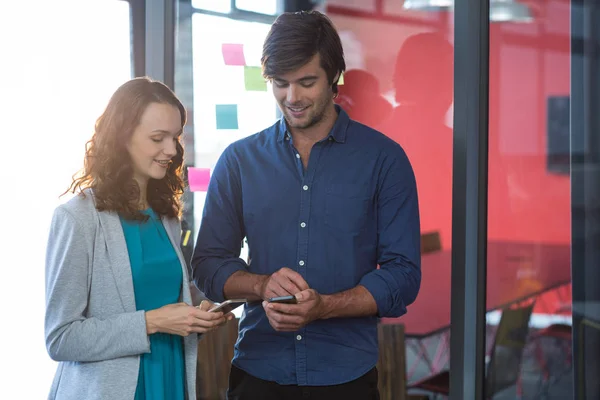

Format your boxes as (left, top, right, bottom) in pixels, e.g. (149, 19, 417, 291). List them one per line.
(66, 76, 186, 221)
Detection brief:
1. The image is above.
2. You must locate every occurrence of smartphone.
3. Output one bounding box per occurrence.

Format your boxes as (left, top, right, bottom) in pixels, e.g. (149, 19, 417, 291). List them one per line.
(268, 295, 298, 304)
(208, 299, 247, 313)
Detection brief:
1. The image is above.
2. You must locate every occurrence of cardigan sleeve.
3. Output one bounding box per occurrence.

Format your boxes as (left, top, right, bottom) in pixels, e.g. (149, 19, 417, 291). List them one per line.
(44, 206, 151, 362)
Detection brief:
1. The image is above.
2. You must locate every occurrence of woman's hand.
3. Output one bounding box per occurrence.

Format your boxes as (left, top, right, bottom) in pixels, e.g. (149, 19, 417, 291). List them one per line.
(145, 301, 230, 336)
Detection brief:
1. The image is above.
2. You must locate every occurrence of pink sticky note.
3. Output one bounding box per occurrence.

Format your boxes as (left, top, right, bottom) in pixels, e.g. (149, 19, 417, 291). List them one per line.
(222, 43, 246, 66)
(188, 167, 211, 192)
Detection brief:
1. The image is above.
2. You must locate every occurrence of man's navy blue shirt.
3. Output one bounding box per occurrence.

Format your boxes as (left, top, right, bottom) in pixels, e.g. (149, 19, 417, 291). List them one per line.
(192, 106, 421, 386)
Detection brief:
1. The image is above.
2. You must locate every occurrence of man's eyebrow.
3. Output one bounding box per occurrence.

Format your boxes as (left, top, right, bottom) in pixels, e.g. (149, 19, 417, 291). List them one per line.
(298, 75, 318, 82)
(273, 75, 318, 83)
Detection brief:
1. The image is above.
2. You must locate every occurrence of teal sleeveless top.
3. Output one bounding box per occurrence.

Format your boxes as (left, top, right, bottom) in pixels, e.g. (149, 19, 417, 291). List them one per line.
(120, 208, 185, 400)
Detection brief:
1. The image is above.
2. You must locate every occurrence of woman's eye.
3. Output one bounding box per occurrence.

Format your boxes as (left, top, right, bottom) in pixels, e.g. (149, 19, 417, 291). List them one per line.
(151, 138, 162, 143)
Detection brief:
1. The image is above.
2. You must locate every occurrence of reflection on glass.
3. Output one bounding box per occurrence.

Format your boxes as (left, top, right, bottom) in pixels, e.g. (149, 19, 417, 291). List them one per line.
(487, 0, 573, 398)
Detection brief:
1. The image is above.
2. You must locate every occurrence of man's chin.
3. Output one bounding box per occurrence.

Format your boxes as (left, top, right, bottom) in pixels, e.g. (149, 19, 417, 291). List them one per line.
(285, 115, 312, 130)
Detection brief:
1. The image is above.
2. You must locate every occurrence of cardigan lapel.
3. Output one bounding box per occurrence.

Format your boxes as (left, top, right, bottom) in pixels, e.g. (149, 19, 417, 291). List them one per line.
(97, 210, 137, 313)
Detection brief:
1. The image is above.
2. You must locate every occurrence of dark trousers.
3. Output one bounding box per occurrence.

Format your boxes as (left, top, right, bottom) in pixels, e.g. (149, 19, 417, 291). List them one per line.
(226, 364, 380, 400)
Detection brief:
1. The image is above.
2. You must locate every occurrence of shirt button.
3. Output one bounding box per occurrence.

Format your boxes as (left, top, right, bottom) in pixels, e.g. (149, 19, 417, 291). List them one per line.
(299, 260, 305, 266)
(303, 185, 309, 191)
(296, 153, 301, 159)
(300, 222, 306, 228)
(296, 335, 302, 341)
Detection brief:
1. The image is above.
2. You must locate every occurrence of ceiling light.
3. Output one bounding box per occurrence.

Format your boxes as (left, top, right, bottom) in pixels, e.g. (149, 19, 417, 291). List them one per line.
(490, 0, 534, 22)
(402, 0, 453, 11)
(402, 0, 534, 23)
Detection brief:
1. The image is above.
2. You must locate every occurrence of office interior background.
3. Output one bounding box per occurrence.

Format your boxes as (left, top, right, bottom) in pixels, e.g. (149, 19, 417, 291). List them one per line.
(0, 0, 598, 398)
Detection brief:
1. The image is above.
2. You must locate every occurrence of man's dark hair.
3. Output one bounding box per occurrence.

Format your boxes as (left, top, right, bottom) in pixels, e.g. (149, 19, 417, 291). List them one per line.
(261, 10, 346, 95)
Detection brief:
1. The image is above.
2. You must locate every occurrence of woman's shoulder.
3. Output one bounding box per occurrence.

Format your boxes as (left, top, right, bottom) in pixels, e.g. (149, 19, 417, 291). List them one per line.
(53, 189, 99, 226)
(60, 189, 95, 210)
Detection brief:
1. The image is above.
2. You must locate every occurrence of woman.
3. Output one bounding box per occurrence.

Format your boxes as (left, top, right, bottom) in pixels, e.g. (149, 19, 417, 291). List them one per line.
(44, 77, 228, 400)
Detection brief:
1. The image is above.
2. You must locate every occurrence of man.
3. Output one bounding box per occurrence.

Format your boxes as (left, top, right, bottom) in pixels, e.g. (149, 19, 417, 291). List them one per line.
(192, 10, 421, 400)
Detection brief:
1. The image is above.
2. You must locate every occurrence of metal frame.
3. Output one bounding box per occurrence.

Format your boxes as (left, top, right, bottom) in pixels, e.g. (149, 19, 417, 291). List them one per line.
(128, 0, 145, 77)
(571, 0, 600, 398)
(188, 0, 278, 24)
(449, 0, 490, 398)
(144, 0, 176, 88)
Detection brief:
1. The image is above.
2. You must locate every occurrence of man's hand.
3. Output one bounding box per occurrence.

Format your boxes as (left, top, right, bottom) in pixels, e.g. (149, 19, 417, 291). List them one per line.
(262, 289, 327, 332)
(258, 267, 309, 300)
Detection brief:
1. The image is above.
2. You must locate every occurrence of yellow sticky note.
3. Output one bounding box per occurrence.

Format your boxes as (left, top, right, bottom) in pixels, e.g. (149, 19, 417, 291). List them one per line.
(182, 230, 191, 247)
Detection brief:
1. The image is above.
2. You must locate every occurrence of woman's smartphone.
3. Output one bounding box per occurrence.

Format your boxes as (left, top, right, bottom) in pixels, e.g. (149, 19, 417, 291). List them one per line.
(268, 295, 298, 304)
(208, 299, 247, 313)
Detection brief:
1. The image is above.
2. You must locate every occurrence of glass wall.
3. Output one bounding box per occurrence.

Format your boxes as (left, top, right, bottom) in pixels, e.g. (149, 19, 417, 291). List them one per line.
(486, 0, 573, 398)
(189, 13, 277, 262)
(0, 0, 132, 397)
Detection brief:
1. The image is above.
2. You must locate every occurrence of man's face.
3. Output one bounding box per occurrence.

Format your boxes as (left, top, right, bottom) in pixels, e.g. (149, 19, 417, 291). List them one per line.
(272, 54, 337, 131)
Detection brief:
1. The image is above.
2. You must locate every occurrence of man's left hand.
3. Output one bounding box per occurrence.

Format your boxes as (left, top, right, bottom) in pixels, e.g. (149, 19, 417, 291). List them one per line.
(262, 289, 326, 332)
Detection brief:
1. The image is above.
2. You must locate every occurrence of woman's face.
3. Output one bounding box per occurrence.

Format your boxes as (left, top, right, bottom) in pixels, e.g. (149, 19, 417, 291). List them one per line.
(127, 102, 182, 186)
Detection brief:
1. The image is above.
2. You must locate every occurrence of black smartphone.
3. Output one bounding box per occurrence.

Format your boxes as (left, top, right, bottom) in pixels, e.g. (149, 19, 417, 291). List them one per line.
(268, 295, 298, 304)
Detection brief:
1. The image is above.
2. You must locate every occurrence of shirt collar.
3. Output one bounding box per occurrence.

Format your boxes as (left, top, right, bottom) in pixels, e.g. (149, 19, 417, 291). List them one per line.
(277, 104, 350, 144)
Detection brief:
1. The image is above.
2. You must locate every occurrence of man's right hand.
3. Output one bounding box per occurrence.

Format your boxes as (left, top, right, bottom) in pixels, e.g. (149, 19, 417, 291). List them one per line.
(258, 267, 309, 300)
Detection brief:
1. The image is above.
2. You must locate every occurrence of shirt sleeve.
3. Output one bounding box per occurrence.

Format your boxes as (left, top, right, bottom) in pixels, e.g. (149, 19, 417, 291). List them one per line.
(359, 146, 422, 318)
(191, 146, 248, 303)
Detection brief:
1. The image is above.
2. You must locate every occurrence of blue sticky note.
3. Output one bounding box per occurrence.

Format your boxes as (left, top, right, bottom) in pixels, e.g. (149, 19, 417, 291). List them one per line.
(216, 104, 239, 130)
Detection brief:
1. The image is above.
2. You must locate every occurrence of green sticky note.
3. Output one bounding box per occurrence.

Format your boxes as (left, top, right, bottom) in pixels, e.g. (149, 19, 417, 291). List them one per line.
(244, 66, 267, 91)
(216, 104, 239, 130)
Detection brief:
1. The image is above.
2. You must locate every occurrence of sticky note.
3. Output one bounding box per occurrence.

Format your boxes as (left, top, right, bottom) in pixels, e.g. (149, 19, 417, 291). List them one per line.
(244, 66, 267, 91)
(182, 230, 191, 246)
(222, 43, 246, 66)
(187, 167, 211, 192)
(216, 104, 239, 129)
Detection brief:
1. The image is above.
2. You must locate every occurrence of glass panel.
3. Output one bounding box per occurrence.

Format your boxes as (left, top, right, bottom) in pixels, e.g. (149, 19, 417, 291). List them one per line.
(487, 0, 573, 398)
(192, 0, 231, 14)
(235, 0, 278, 15)
(0, 0, 131, 397)
(325, 0, 455, 393)
(189, 13, 276, 299)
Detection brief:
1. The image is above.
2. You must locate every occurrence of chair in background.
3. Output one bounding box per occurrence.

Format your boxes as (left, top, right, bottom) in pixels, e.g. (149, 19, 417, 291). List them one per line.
(421, 231, 442, 254)
(407, 303, 535, 399)
(530, 323, 572, 397)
